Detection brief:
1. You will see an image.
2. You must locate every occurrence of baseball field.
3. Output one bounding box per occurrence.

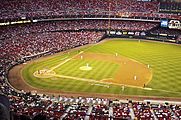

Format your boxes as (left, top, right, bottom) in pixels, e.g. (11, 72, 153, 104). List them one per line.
(9, 38, 181, 98)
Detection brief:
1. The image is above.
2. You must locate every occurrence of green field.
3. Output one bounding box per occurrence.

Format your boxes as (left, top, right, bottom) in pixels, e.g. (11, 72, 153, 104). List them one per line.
(22, 39, 181, 97)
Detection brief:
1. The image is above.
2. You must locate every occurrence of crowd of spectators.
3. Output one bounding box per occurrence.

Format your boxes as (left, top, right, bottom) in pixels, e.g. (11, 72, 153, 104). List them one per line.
(0, 31, 104, 68)
(0, 0, 180, 20)
(0, 20, 158, 40)
(0, 0, 161, 13)
(117, 11, 181, 20)
(132, 102, 154, 119)
(113, 102, 131, 119)
(1, 90, 181, 120)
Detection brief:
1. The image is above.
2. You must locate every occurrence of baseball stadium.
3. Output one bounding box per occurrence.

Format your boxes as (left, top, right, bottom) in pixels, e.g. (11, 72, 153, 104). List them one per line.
(0, 0, 181, 120)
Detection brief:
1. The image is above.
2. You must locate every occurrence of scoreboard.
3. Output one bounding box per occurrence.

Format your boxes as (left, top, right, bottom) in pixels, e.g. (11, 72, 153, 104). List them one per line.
(161, 19, 181, 30)
(160, 19, 168, 28)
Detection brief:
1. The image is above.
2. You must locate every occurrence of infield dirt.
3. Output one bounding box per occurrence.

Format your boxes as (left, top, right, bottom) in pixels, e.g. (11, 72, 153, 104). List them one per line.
(74, 52, 152, 87)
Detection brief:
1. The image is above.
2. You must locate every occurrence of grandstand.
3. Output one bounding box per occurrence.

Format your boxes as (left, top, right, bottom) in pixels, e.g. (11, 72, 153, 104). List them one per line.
(0, 0, 181, 120)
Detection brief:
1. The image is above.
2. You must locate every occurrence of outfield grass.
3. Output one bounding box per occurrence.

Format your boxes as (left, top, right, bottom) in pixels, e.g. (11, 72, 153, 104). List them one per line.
(22, 39, 181, 97)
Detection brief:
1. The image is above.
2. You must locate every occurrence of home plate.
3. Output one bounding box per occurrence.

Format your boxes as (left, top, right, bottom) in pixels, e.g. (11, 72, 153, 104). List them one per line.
(79, 66, 92, 71)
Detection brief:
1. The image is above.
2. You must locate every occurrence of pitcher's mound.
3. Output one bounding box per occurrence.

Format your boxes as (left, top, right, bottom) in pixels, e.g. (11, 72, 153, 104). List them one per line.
(79, 66, 92, 71)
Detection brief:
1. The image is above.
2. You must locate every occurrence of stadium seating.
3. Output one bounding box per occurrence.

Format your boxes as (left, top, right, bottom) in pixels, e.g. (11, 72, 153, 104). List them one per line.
(0, 1, 181, 119)
(159, 2, 181, 13)
(170, 104, 181, 119)
(0, 20, 158, 40)
(7, 94, 181, 120)
(151, 104, 172, 120)
(132, 102, 154, 120)
(0, 0, 180, 20)
(113, 103, 131, 119)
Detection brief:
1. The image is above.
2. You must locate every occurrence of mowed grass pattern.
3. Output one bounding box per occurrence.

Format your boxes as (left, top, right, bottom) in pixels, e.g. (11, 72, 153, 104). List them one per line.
(55, 59, 119, 80)
(22, 39, 181, 97)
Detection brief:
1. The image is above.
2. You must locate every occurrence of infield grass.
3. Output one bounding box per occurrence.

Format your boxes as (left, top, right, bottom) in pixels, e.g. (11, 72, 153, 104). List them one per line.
(22, 39, 181, 97)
